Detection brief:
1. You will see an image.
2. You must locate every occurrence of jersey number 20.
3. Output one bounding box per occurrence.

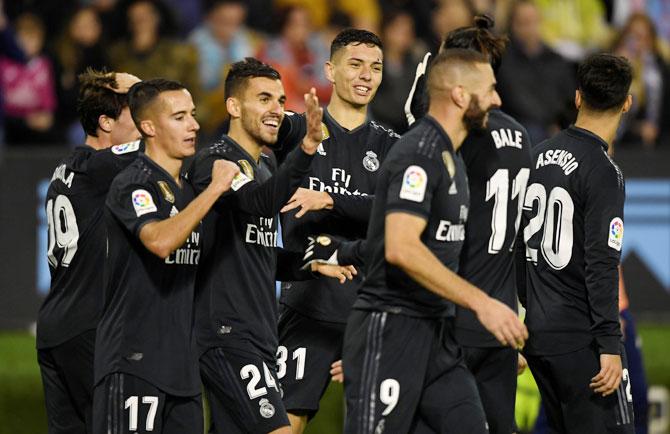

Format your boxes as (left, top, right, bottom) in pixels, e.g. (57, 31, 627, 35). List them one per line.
(46, 195, 79, 268)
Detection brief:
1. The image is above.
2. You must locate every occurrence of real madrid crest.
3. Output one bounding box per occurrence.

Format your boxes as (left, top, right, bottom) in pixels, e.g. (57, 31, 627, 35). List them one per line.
(238, 159, 255, 180)
(363, 151, 379, 172)
(441, 151, 456, 178)
(157, 181, 175, 203)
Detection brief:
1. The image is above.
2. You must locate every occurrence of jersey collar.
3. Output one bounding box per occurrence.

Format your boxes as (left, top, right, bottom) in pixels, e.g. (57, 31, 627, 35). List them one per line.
(138, 152, 185, 190)
(423, 115, 455, 153)
(566, 125, 609, 152)
(323, 108, 369, 135)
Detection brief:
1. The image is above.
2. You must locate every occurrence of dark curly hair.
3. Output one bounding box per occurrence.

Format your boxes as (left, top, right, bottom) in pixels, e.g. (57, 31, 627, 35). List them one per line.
(330, 28, 383, 59)
(442, 15, 508, 72)
(224, 57, 281, 99)
(577, 54, 632, 111)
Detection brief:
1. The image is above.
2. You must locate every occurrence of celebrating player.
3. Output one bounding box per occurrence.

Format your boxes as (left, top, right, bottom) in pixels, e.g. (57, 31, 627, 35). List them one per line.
(404, 16, 534, 434)
(188, 58, 355, 434)
(518, 53, 635, 433)
(274, 28, 399, 433)
(37, 69, 141, 434)
(93, 79, 239, 434)
(342, 48, 527, 434)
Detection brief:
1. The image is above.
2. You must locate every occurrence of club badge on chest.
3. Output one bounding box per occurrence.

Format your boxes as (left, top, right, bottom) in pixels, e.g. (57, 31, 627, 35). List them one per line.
(363, 151, 379, 172)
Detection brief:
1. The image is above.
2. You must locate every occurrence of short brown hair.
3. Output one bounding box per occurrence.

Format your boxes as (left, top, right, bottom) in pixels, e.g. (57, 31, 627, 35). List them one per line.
(77, 69, 129, 137)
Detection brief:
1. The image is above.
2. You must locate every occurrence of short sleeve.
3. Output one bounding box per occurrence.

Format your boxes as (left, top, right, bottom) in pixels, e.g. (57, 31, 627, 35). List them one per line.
(106, 178, 165, 238)
(384, 154, 443, 219)
(88, 142, 141, 189)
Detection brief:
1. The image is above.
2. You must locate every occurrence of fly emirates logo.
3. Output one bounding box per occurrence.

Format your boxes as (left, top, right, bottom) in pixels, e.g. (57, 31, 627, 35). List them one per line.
(308, 168, 367, 196)
(165, 231, 201, 265)
(246, 217, 278, 247)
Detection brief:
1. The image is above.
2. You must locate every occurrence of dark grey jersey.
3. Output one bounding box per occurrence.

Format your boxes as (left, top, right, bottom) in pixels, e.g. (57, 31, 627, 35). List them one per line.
(518, 126, 625, 356)
(354, 116, 469, 317)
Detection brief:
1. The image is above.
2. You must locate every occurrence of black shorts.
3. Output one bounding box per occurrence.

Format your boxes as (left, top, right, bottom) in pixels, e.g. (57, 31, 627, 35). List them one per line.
(38, 329, 95, 434)
(342, 310, 488, 434)
(277, 306, 345, 417)
(92, 372, 202, 434)
(200, 346, 290, 434)
(462, 346, 518, 434)
(525, 342, 635, 434)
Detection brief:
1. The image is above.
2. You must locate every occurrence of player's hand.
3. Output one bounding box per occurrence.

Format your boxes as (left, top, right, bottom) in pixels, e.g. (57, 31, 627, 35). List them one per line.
(301, 234, 340, 269)
(107, 72, 142, 94)
(517, 353, 528, 375)
(590, 354, 623, 397)
(300, 88, 323, 154)
(210, 159, 240, 194)
(330, 359, 344, 383)
(475, 298, 528, 349)
(281, 188, 333, 218)
(311, 263, 357, 283)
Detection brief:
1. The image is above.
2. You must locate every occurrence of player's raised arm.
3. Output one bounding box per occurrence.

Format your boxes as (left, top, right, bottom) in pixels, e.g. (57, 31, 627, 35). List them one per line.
(139, 159, 238, 258)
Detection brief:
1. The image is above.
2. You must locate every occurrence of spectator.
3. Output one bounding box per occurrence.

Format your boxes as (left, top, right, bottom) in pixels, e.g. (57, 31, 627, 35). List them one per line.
(109, 0, 201, 105)
(496, 0, 576, 144)
(369, 9, 425, 133)
(189, 0, 256, 136)
(533, 0, 610, 62)
(0, 12, 57, 145)
(0, 0, 26, 146)
(257, 5, 331, 111)
(274, 0, 381, 32)
(612, 12, 669, 148)
(53, 6, 109, 145)
(428, 0, 474, 54)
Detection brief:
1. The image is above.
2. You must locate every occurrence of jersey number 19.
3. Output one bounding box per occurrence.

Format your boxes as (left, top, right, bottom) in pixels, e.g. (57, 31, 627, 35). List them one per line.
(46, 195, 80, 268)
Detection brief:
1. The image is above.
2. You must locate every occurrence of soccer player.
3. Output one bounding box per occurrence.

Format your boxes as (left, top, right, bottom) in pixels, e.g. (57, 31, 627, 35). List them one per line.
(342, 48, 527, 434)
(274, 28, 399, 432)
(188, 58, 354, 434)
(517, 53, 635, 433)
(408, 16, 534, 434)
(93, 79, 239, 434)
(37, 69, 141, 434)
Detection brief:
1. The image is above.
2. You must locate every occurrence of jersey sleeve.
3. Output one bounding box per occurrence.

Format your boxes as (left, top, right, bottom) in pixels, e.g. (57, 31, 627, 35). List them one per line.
(330, 194, 374, 223)
(275, 248, 316, 281)
(338, 238, 367, 268)
(189, 145, 314, 217)
(88, 141, 142, 189)
(273, 112, 307, 166)
(583, 154, 625, 354)
(384, 154, 443, 220)
(106, 177, 164, 238)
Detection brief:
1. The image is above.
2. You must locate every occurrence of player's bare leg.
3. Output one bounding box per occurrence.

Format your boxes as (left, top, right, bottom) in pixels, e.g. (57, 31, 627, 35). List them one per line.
(269, 425, 293, 434)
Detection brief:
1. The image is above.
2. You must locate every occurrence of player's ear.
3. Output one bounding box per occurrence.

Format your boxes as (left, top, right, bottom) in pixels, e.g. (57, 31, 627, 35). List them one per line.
(574, 90, 582, 110)
(98, 114, 113, 134)
(139, 119, 155, 138)
(324, 61, 335, 84)
(622, 94, 633, 113)
(226, 96, 241, 119)
(451, 85, 467, 109)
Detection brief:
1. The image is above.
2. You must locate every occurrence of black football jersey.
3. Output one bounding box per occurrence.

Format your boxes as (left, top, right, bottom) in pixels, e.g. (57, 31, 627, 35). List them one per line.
(95, 153, 201, 396)
(189, 135, 314, 362)
(37, 141, 141, 349)
(519, 126, 625, 356)
(279, 109, 399, 323)
(454, 109, 533, 347)
(354, 116, 469, 317)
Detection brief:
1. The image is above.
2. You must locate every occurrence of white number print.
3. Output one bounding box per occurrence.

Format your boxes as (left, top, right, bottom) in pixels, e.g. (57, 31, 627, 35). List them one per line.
(240, 364, 267, 399)
(485, 168, 529, 254)
(46, 195, 80, 268)
(276, 346, 307, 381)
(124, 395, 159, 431)
(522, 184, 574, 270)
(622, 368, 633, 403)
(380, 379, 400, 416)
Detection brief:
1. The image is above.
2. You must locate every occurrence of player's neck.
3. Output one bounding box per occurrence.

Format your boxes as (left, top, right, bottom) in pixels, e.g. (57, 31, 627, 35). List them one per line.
(574, 110, 622, 146)
(327, 95, 367, 131)
(228, 124, 263, 163)
(427, 107, 468, 151)
(145, 143, 183, 185)
(85, 134, 111, 151)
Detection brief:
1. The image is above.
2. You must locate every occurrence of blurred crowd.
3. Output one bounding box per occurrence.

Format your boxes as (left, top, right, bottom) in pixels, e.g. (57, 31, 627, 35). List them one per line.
(1, 0, 670, 149)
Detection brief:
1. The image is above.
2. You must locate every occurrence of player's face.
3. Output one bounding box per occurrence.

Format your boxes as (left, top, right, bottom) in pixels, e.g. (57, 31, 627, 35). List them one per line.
(110, 106, 141, 146)
(327, 43, 383, 107)
(463, 63, 501, 131)
(239, 77, 286, 146)
(151, 89, 200, 159)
